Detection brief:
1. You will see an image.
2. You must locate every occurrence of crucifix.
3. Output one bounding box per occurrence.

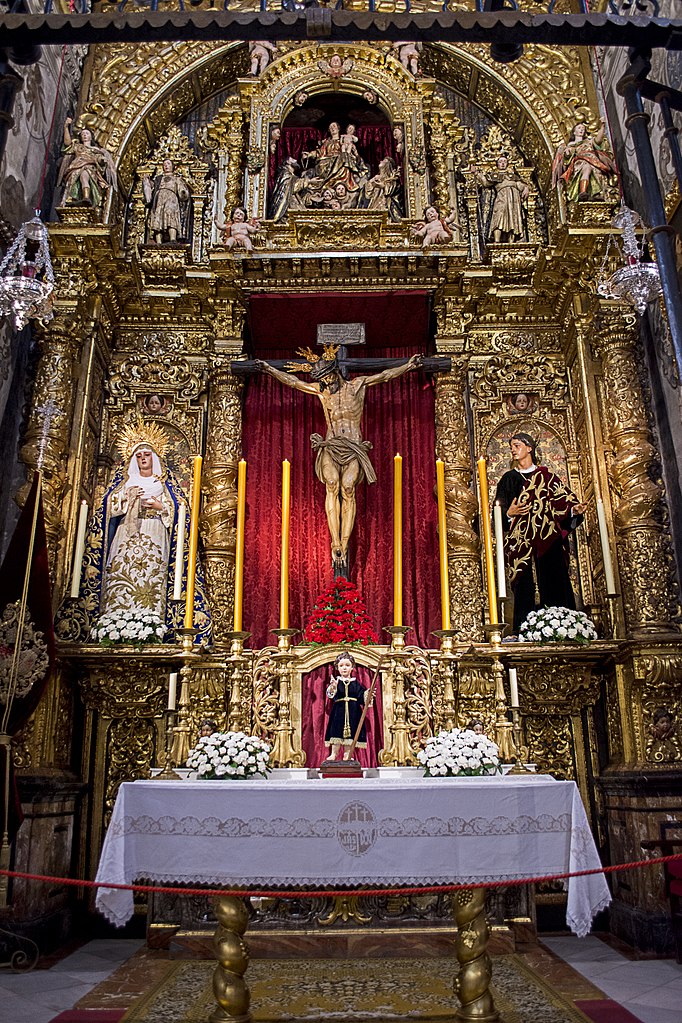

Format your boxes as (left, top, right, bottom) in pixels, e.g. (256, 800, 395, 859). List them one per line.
(232, 325, 450, 577)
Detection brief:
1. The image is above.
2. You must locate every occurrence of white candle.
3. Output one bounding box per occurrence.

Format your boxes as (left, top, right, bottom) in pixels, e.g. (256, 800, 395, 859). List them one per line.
(508, 667, 519, 708)
(172, 501, 186, 601)
(69, 500, 89, 598)
(493, 501, 507, 600)
(168, 672, 178, 711)
(596, 499, 617, 596)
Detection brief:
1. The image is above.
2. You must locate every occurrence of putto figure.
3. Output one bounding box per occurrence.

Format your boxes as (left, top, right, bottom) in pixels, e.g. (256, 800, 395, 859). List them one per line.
(393, 41, 422, 76)
(551, 120, 617, 202)
(143, 158, 191, 244)
(411, 205, 459, 248)
(215, 206, 262, 252)
(318, 53, 354, 80)
(255, 344, 422, 572)
(57, 118, 117, 208)
(249, 40, 277, 76)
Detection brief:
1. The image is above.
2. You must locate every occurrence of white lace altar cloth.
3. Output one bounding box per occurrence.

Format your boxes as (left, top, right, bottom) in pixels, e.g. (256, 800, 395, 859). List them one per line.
(95, 775, 610, 935)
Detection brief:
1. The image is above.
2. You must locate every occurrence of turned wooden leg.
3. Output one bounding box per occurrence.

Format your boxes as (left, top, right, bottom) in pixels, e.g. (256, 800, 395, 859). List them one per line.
(452, 888, 499, 1022)
(210, 895, 252, 1023)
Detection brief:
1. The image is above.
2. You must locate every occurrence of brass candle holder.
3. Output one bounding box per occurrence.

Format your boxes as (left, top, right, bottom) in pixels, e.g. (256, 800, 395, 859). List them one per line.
(384, 624, 411, 651)
(271, 627, 298, 652)
(433, 629, 459, 732)
(155, 707, 182, 780)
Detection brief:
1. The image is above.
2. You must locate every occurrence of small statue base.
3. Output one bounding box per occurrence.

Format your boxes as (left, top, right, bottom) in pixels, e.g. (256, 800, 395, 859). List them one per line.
(319, 757, 363, 778)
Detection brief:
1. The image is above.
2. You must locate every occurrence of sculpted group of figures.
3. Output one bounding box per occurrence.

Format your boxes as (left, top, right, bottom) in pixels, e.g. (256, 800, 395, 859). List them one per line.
(56, 100, 617, 249)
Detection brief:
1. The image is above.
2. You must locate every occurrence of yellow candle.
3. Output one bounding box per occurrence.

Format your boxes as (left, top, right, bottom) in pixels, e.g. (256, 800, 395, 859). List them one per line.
(435, 459, 451, 631)
(476, 455, 498, 625)
(393, 453, 403, 628)
(69, 500, 89, 598)
(233, 459, 247, 632)
(184, 455, 202, 630)
(279, 459, 290, 631)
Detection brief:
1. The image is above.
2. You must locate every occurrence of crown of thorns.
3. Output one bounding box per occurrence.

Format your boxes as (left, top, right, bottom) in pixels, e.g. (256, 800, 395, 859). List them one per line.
(284, 343, 341, 373)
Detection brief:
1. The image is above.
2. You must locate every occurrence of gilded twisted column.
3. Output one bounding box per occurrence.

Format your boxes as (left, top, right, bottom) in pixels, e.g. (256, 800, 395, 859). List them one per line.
(594, 306, 680, 634)
(426, 108, 463, 215)
(202, 310, 245, 644)
(211, 895, 252, 1023)
(206, 98, 246, 221)
(452, 889, 498, 1022)
(17, 314, 85, 558)
(435, 355, 485, 641)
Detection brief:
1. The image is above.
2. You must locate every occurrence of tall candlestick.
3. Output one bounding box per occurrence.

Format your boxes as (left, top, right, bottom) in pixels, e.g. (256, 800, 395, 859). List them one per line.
(476, 456, 498, 625)
(167, 672, 178, 711)
(69, 499, 89, 598)
(279, 459, 290, 631)
(436, 458, 451, 631)
(172, 501, 186, 601)
(184, 456, 203, 630)
(508, 667, 519, 708)
(234, 459, 247, 632)
(493, 501, 508, 600)
(596, 498, 617, 596)
(393, 453, 403, 627)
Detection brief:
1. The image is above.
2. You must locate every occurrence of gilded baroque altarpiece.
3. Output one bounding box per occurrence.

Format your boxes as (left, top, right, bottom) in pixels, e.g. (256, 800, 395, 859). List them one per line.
(15, 33, 682, 933)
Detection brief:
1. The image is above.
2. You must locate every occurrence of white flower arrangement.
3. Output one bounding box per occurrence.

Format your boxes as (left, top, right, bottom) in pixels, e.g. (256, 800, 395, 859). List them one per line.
(417, 728, 501, 777)
(519, 606, 597, 645)
(186, 730, 272, 780)
(91, 606, 166, 645)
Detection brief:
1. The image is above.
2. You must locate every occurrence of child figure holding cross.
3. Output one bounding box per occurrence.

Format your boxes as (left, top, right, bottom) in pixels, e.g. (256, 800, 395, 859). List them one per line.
(324, 651, 369, 760)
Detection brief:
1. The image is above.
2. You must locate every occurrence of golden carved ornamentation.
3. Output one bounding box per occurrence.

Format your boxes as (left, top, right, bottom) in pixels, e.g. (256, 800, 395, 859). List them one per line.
(524, 714, 575, 780)
(379, 649, 432, 766)
(202, 363, 243, 643)
(204, 98, 247, 221)
(425, 108, 466, 214)
(105, 717, 156, 823)
(211, 895, 252, 1023)
(451, 888, 498, 1022)
(633, 653, 682, 765)
(434, 357, 484, 641)
(595, 307, 680, 633)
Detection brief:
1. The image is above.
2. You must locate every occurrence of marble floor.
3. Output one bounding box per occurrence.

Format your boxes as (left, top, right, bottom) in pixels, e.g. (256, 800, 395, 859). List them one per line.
(0, 933, 680, 1023)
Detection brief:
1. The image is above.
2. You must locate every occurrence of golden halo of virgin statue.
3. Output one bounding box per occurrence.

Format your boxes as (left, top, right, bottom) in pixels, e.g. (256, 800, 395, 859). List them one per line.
(117, 417, 170, 461)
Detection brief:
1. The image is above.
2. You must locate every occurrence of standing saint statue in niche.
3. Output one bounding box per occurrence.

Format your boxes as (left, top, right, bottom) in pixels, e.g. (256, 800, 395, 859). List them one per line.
(57, 118, 117, 208)
(475, 156, 529, 243)
(143, 158, 191, 243)
(551, 121, 616, 202)
(255, 345, 421, 574)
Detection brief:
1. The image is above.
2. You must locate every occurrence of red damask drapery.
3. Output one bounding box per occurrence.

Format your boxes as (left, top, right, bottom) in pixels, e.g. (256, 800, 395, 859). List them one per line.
(240, 301, 441, 649)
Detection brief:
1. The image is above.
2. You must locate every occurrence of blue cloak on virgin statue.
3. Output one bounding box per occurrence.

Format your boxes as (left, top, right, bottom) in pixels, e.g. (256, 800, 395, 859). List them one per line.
(56, 432, 211, 645)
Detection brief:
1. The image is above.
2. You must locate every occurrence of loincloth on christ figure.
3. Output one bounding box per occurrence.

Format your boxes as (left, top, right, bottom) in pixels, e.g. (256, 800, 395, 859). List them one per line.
(310, 433, 377, 485)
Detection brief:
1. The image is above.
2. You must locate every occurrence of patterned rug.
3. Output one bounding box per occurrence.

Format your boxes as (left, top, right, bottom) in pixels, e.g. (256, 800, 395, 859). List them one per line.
(121, 956, 592, 1023)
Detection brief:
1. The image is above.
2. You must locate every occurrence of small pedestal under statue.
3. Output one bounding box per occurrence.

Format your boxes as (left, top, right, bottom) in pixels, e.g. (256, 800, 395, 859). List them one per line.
(321, 651, 369, 776)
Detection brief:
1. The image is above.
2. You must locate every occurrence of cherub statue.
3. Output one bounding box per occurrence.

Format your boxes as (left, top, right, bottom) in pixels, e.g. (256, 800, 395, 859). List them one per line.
(551, 120, 617, 202)
(294, 91, 309, 107)
(215, 206, 262, 252)
(249, 40, 277, 76)
(393, 41, 423, 76)
(411, 205, 459, 248)
(318, 53, 353, 80)
(57, 118, 117, 208)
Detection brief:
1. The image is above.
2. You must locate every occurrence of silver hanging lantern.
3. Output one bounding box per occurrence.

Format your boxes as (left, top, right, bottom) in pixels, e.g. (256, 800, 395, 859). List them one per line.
(597, 201, 663, 314)
(0, 216, 55, 331)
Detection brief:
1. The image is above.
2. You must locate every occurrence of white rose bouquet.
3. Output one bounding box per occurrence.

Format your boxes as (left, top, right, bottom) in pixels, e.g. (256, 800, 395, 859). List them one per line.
(519, 606, 597, 645)
(187, 730, 272, 780)
(418, 728, 501, 777)
(91, 607, 166, 645)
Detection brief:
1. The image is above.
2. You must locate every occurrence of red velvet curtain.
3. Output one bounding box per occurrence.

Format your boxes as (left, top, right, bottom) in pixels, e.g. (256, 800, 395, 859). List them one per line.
(241, 343, 441, 649)
(301, 663, 383, 769)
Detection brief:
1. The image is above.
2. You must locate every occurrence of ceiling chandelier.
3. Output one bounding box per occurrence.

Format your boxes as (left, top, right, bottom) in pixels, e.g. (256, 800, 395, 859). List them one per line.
(0, 216, 55, 331)
(597, 201, 663, 314)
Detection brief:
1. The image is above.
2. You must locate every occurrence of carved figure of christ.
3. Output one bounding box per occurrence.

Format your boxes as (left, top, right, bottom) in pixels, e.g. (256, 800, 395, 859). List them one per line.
(252, 353, 422, 574)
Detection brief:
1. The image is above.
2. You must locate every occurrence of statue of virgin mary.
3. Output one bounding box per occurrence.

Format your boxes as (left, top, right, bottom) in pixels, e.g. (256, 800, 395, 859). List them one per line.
(57, 420, 211, 644)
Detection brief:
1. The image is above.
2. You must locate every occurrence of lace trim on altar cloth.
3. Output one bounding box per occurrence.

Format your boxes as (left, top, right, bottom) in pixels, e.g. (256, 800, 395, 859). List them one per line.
(110, 811, 573, 839)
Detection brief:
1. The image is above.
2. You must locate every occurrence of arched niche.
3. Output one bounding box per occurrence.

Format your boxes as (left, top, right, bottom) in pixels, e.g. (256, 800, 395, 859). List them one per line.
(82, 41, 593, 223)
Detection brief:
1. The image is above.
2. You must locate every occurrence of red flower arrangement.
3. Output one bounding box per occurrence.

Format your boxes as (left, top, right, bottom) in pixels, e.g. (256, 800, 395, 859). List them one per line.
(303, 577, 378, 646)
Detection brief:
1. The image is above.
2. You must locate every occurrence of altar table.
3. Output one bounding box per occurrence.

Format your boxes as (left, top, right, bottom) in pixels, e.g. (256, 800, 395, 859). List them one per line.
(95, 774, 610, 1022)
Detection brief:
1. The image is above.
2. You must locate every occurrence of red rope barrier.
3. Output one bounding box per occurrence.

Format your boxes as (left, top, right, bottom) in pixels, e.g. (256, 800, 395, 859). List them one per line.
(1, 853, 681, 901)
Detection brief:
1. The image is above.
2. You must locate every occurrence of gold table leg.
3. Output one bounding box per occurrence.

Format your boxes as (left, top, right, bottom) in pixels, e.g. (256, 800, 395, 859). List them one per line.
(453, 888, 499, 1022)
(210, 896, 252, 1023)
